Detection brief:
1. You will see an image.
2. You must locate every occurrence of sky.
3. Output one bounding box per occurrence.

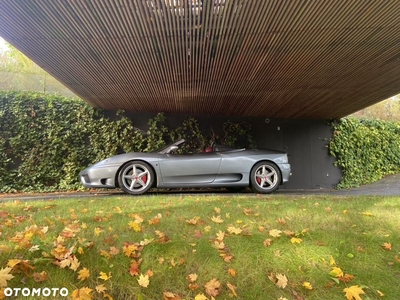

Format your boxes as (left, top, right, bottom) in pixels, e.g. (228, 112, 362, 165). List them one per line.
(0, 37, 9, 53)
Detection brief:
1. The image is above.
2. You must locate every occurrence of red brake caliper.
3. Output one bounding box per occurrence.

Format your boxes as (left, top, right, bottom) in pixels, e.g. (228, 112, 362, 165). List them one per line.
(256, 176, 261, 184)
(142, 175, 147, 183)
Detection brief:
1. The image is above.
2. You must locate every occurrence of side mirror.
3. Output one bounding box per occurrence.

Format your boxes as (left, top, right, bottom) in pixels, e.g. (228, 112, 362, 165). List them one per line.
(167, 145, 179, 154)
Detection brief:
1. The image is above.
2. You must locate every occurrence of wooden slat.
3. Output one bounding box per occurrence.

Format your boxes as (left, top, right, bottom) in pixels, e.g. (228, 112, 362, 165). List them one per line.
(1, 0, 400, 119)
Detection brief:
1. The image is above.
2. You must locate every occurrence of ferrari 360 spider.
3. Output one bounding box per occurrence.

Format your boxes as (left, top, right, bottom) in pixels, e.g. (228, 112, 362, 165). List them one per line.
(79, 139, 291, 195)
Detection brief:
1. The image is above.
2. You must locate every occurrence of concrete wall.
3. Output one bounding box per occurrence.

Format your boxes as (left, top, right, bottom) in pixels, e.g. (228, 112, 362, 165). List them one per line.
(122, 111, 342, 189)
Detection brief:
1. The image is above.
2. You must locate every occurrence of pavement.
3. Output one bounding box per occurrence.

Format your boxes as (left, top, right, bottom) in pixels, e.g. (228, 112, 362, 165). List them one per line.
(0, 174, 399, 201)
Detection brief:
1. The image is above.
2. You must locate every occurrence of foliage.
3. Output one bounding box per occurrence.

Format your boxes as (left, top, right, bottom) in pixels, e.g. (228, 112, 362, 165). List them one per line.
(0, 194, 400, 299)
(329, 117, 400, 188)
(0, 91, 254, 193)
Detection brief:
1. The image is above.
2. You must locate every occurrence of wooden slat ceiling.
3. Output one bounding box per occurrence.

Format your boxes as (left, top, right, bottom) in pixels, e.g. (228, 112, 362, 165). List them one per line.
(1, 0, 400, 119)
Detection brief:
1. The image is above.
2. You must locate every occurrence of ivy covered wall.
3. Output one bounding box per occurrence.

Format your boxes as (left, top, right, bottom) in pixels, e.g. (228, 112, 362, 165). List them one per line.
(0, 92, 254, 192)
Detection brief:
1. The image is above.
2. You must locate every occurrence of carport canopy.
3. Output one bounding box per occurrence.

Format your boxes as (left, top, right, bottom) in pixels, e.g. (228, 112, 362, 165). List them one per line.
(0, 0, 400, 119)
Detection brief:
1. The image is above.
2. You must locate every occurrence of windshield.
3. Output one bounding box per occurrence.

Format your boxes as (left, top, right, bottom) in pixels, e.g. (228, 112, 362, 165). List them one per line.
(151, 139, 186, 154)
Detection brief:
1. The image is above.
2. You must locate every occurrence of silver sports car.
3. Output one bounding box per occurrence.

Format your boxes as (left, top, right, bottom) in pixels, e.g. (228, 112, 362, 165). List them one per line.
(79, 139, 291, 195)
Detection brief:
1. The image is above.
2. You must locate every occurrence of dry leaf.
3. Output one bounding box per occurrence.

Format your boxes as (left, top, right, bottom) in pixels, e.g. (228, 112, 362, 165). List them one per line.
(194, 294, 208, 300)
(290, 237, 303, 244)
(276, 273, 288, 289)
(163, 291, 182, 300)
(33, 271, 48, 283)
(343, 285, 365, 300)
(95, 284, 107, 293)
(382, 242, 392, 250)
(263, 239, 272, 247)
(138, 273, 150, 287)
(71, 287, 93, 300)
(227, 226, 242, 235)
(204, 278, 221, 297)
(187, 273, 198, 282)
(211, 216, 224, 223)
(329, 267, 344, 278)
(269, 229, 282, 238)
(302, 281, 313, 290)
(228, 268, 237, 277)
(78, 267, 90, 281)
(98, 271, 112, 281)
(227, 282, 237, 296)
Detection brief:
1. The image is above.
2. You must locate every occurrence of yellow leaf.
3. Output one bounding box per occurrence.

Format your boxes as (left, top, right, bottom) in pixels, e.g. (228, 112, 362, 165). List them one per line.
(362, 212, 373, 216)
(7, 259, 21, 268)
(382, 242, 392, 251)
(123, 244, 138, 257)
(377, 290, 385, 297)
(186, 217, 200, 225)
(214, 207, 221, 214)
(163, 291, 182, 300)
(290, 237, 303, 244)
(204, 226, 211, 232)
(69, 256, 81, 272)
(330, 256, 336, 266)
(194, 294, 209, 300)
(343, 285, 365, 300)
(228, 268, 237, 277)
(263, 239, 272, 247)
(129, 221, 142, 232)
(78, 247, 84, 255)
(227, 226, 242, 235)
(94, 227, 103, 236)
(0, 267, 14, 287)
(227, 282, 237, 297)
(137, 273, 150, 287)
(71, 287, 93, 300)
(276, 273, 288, 289)
(213, 240, 225, 250)
(204, 278, 221, 297)
(269, 229, 282, 238)
(216, 231, 225, 241)
(211, 216, 224, 223)
(302, 281, 313, 290)
(330, 267, 344, 278)
(78, 267, 90, 281)
(98, 271, 112, 281)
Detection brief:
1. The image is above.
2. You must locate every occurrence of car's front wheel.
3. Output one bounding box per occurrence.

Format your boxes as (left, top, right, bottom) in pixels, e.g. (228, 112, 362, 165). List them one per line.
(250, 161, 281, 194)
(118, 161, 154, 195)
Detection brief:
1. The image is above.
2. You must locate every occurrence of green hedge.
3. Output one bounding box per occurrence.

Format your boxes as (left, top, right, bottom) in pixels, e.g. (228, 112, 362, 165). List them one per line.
(329, 117, 400, 188)
(0, 91, 254, 193)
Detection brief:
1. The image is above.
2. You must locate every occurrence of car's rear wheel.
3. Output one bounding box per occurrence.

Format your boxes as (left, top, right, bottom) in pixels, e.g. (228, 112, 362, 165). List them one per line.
(118, 161, 154, 195)
(250, 161, 281, 194)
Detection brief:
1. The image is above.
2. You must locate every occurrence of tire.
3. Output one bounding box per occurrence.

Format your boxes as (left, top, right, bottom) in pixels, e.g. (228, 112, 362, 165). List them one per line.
(250, 161, 281, 194)
(118, 161, 155, 195)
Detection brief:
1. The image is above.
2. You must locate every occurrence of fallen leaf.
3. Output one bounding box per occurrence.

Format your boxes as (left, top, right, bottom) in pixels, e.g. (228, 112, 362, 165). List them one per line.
(290, 237, 303, 244)
(78, 267, 90, 281)
(228, 268, 237, 277)
(338, 273, 355, 283)
(194, 294, 208, 300)
(302, 281, 313, 290)
(98, 271, 112, 281)
(137, 274, 150, 288)
(362, 212, 373, 216)
(163, 291, 182, 300)
(211, 216, 224, 224)
(329, 267, 344, 278)
(71, 287, 93, 300)
(33, 271, 48, 282)
(216, 231, 225, 241)
(263, 239, 272, 247)
(269, 229, 282, 238)
(129, 221, 141, 232)
(186, 217, 200, 225)
(204, 278, 221, 297)
(227, 282, 237, 296)
(95, 284, 107, 293)
(377, 290, 385, 297)
(382, 242, 392, 251)
(276, 274, 288, 289)
(227, 226, 242, 235)
(187, 273, 198, 283)
(343, 285, 365, 300)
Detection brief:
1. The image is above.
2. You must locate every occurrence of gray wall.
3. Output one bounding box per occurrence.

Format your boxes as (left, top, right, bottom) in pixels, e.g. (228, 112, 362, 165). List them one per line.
(121, 111, 342, 189)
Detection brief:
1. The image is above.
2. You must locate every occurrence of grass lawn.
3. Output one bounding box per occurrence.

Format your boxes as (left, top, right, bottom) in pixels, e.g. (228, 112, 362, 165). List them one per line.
(0, 194, 399, 300)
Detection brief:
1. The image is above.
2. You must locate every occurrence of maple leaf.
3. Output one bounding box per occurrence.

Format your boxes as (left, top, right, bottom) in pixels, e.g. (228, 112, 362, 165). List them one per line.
(211, 216, 224, 223)
(129, 260, 141, 276)
(71, 287, 93, 300)
(7, 259, 21, 268)
(276, 217, 287, 225)
(382, 242, 392, 250)
(213, 240, 225, 250)
(33, 271, 48, 282)
(329, 267, 344, 278)
(216, 231, 225, 241)
(227, 226, 242, 235)
(0, 267, 14, 287)
(137, 273, 150, 287)
(228, 268, 237, 277)
(276, 274, 288, 289)
(194, 294, 209, 300)
(343, 285, 365, 300)
(98, 271, 112, 281)
(204, 278, 221, 297)
(269, 229, 282, 237)
(163, 291, 182, 300)
(109, 246, 120, 256)
(227, 282, 238, 297)
(78, 267, 90, 281)
(69, 256, 81, 271)
(129, 221, 142, 232)
(214, 207, 221, 214)
(95, 284, 107, 293)
(302, 281, 313, 290)
(187, 273, 198, 283)
(263, 239, 272, 247)
(290, 237, 303, 244)
(339, 273, 355, 283)
(123, 244, 138, 257)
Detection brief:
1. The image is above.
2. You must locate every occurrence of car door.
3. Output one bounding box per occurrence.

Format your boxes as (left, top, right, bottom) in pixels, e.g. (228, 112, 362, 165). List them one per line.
(158, 152, 222, 185)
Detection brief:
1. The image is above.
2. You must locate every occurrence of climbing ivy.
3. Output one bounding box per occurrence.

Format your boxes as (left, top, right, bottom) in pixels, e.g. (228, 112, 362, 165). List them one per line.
(0, 91, 255, 193)
(329, 117, 400, 188)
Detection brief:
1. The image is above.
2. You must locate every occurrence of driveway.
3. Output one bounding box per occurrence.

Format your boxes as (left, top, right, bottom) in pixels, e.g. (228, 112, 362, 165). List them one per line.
(0, 174, 399, 201)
